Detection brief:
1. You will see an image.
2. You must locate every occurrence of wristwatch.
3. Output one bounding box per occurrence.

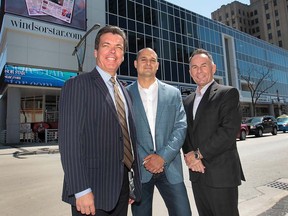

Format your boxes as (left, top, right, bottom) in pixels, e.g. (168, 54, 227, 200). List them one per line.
(194, 150, 200, 160)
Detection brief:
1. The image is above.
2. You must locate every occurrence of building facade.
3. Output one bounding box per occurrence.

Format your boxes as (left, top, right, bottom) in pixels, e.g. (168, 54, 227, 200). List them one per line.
(1, 0, 288, 143)
(212, 0, 288, 50)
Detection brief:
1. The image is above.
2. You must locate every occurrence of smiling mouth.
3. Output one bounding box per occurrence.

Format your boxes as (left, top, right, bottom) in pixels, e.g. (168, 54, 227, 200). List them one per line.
(107, 57, 116, 61)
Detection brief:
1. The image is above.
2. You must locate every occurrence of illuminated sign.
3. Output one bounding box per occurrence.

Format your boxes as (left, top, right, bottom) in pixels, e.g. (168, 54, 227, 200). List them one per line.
(4, 65, 78, 87)
(5, 0, 86, 30)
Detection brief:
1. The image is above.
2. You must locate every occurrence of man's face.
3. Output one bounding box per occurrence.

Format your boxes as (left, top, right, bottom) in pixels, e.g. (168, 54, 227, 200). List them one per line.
(94, 33, 124, 75)
(189, 53, 216, 89)
(134, 48, 159, 78)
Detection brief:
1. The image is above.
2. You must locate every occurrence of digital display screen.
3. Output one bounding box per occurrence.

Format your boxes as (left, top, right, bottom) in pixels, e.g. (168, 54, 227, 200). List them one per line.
(4, 0, 86, 30)
(4, 65, 78, 87)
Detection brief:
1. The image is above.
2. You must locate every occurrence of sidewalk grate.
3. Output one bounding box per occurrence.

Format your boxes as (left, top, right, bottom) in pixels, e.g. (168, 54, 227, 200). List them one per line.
(266, 181, 288, 191)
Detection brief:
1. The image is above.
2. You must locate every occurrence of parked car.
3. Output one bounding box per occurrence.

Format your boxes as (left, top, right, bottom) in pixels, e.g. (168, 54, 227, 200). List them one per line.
(237, 123, 249, 140)
(277, 115, 288, 133)
(244, 116, 278, 137)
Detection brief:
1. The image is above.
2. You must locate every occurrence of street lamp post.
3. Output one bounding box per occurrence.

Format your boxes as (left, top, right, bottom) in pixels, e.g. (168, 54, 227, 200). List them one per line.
(72, 23, 101, 72)
(276, 89, 282, 116)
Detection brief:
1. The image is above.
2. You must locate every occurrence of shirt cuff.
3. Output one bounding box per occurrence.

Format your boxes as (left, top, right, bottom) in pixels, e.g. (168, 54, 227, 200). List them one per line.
(75, 188, 92, 199)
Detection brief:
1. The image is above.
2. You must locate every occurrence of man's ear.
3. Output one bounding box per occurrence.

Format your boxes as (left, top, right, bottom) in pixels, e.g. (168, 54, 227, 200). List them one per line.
(134, 60, 138, 69)
(212, 63, 217, 74)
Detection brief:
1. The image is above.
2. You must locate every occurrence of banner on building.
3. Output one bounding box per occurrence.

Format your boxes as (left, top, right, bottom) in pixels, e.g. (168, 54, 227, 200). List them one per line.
(5, 0, 86, 30)
(4, 65, 78, 87)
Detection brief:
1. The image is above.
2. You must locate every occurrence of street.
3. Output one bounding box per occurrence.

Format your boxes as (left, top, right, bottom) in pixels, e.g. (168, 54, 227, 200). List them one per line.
(0, 132, 287, 216)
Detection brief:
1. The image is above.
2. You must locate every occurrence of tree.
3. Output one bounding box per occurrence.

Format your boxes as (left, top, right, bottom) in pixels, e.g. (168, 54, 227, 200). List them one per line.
(240, 64, 277, 116)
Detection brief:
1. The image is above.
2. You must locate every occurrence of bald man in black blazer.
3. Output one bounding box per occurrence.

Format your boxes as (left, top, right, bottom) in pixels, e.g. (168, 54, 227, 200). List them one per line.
(59, 26, 141, 216)
(182, 49, 245, 216)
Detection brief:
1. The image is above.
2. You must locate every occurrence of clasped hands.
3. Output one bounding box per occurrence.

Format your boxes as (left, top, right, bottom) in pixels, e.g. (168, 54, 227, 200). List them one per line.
(143, 154, 165, 174)
(184, 151, 205, 173)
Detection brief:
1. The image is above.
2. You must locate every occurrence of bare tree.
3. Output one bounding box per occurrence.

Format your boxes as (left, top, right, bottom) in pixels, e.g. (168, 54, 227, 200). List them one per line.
(240, 64, 277, 116)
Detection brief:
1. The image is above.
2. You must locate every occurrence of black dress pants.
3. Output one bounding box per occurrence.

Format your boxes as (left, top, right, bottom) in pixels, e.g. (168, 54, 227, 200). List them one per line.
(72, 167, 129, 216)
(192, 176, 239, 216)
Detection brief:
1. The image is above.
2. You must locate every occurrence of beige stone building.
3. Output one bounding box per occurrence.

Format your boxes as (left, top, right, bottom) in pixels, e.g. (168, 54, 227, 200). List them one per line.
(212, 0, 288, 50)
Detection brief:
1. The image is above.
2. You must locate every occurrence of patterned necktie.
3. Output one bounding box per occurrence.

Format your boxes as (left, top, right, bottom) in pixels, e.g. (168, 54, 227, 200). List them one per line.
(110, 76, 133, 169)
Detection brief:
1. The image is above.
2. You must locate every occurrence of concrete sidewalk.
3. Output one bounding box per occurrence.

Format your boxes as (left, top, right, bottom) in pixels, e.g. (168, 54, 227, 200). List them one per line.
(1, 143, 288, 216)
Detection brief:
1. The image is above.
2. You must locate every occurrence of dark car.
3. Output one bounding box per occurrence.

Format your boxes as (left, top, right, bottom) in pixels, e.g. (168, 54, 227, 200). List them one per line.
(237, 123, 249, 140)
(277, 116, 288, 133)
(244, 116, 278, 137)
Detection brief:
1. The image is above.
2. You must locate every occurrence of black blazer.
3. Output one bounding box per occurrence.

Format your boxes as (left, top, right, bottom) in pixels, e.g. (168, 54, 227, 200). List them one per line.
(182, 81, 245, 188)
(58, 68, 141, 211)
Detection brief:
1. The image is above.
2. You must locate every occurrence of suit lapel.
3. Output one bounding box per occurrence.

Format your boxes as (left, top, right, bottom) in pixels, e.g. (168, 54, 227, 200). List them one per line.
(193, 81, 218, 130)
(155, 81, 165, 125)
(185, 93, 196, 126)
(90, 69, 118, 119)
(130, 82, 150, 127)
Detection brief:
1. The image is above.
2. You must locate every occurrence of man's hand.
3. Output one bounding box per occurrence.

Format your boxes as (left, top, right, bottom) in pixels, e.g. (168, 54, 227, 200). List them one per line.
(76, 192, 96, 215)
(184, 151, 205, 173)
(129, 198, 135, 205)
(143, 154, 165, 174)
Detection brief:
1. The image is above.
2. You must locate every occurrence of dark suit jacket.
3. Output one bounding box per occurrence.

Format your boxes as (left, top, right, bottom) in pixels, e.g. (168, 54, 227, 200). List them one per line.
(58, 68, 141, 211)
(182, 81, 245, 188)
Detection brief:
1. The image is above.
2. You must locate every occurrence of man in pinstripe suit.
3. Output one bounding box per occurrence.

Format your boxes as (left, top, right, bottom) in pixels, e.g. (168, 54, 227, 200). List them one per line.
(59, 25, 141, 216)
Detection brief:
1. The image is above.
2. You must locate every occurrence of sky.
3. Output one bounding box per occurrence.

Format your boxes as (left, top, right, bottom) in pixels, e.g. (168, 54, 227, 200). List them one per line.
(166, 0, 251, 18)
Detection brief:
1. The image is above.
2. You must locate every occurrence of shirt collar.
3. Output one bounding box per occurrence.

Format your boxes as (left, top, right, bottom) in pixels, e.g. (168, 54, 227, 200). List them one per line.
(138, 79, 158, 93)
(197, 80, 214, 96)
(96, 65, 117, 85)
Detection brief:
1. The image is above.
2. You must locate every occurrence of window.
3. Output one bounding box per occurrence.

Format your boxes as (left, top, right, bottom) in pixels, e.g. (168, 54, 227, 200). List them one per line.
(275, 10, 278, 16)
(277, 30, 281, 37)
(265, 3, 269, 10)
(276, 20, 280, 26)
(267, 23, 271, 29)
(268, 33, 273, 40)
(279, 41, 283, 47)
(266, 13, 270, 19)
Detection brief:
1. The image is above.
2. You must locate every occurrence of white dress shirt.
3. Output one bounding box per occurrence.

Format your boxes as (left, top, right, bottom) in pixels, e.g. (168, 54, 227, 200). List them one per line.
(193, 80, 215, 119)
(138, 80, 158, 151)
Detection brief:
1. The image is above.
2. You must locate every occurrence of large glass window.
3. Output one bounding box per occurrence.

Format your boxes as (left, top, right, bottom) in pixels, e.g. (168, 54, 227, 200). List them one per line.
(105, 0, 288, 97)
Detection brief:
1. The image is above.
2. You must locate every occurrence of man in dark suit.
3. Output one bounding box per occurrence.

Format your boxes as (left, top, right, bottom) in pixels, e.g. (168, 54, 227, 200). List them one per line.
(182, 48, 245, 216)
(58, 25, 141, 216)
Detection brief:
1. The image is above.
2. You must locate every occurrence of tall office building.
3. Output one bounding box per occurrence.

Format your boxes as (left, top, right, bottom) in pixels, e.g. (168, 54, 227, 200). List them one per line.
(1, 0, 288, 143)
(212, 0, 288, 50)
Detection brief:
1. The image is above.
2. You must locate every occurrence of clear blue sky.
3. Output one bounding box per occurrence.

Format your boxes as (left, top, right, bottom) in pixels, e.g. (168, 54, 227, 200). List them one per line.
(166, 0, 251, 18)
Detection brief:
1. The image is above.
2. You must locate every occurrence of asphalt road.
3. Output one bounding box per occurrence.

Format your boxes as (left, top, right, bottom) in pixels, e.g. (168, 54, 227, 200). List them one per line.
(0, 132, 287, 216)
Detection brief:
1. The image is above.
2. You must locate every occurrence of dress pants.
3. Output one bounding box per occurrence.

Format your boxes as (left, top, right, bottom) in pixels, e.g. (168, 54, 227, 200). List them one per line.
(71, 166, 129, 216)
(131, 172, 191, 216)
(192, 175, 239, 216)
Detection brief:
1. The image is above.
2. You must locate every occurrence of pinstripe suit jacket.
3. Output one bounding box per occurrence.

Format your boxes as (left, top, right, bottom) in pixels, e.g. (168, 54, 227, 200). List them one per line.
(58, 68, 141, 211)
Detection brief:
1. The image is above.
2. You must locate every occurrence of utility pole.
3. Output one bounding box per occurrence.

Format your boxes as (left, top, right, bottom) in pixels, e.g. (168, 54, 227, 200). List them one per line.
(72, 23, 101, 72)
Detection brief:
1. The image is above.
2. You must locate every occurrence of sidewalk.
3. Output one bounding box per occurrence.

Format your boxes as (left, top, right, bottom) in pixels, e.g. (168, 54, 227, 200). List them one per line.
(1, 142, 288, 216)
(258, 194, 288, 216)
